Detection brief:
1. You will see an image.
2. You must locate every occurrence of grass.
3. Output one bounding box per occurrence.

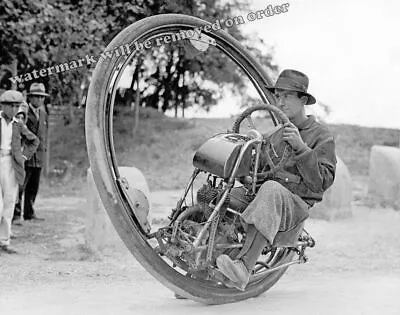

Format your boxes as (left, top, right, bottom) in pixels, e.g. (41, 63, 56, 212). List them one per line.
(46, 107, 400, 194)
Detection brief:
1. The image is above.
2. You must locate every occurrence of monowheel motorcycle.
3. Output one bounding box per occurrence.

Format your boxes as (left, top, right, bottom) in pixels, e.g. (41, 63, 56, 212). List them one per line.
(85, 14, 315, 304)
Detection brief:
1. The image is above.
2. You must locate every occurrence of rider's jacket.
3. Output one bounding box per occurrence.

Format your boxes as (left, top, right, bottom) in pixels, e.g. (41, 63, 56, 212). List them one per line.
(267, 115, 337, 206)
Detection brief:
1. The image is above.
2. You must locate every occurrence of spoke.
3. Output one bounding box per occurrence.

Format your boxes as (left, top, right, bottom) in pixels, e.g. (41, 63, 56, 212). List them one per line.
(246, 115, 256, 129)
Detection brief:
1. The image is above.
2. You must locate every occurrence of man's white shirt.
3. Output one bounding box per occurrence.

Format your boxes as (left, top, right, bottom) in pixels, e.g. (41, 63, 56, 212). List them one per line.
(0, 111, 13, 151)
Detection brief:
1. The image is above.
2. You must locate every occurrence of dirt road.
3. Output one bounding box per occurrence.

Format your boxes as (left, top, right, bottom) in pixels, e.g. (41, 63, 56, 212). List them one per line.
(2, 269, 399, 315)
(1, 192, 400, 315)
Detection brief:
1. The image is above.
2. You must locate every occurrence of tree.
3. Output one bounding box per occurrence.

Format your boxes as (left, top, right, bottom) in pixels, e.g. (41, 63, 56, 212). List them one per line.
(119, 0, 278, 116)
(0, 0, 278, 117)
(0, 0, 111, 99)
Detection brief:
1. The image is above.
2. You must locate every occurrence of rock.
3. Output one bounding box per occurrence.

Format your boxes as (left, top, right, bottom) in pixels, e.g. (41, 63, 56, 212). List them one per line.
(310, 156, 353, 220)
(367, 145, 400, 210)
(85, 167, 151, 254)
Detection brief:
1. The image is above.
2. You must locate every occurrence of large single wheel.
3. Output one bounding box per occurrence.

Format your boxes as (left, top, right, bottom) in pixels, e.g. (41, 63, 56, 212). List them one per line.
(85, 14, 295, 304)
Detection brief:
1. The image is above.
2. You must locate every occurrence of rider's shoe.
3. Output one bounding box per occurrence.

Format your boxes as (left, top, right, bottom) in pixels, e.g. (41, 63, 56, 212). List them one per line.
(216, 254, 250, 291)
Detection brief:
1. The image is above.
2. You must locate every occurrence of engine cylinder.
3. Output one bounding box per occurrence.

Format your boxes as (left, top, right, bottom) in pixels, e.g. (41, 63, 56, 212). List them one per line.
(227, 187, 254, 212)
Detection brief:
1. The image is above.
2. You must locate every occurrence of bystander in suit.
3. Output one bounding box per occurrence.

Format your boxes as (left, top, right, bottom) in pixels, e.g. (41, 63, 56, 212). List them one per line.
(0, 90, 39, 253)
(13, 83, 49, 222)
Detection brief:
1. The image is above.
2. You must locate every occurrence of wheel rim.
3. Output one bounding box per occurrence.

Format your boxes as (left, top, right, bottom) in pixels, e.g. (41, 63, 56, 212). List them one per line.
(85, 14, 293, 304)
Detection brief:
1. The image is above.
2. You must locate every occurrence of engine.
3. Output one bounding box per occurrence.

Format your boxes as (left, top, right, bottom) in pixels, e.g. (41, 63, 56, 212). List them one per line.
(156, 133, 260, 274)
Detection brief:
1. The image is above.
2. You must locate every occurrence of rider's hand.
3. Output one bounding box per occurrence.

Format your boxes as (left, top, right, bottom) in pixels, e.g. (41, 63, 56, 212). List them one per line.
(282, 122, 308, 152)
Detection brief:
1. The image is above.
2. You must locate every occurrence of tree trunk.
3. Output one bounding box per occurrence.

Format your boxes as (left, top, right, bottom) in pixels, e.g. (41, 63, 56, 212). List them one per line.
(68, 100, 75, 122)
(129, 64, 139, 111)
(77, 76, 88, 108)
(44, 119, 51, 177)
(161, 56, 175, 113)
(133, 78, 141, 134)
(10, 58, 18, 90)
(132, 58, 142, 134)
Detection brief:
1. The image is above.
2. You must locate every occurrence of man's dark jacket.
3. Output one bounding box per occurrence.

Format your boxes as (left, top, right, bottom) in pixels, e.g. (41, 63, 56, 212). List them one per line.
(265, 115, 337, 206)
(25, 104, 48, 168)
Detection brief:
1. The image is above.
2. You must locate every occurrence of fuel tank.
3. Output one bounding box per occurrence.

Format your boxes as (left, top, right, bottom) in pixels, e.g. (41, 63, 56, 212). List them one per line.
(193, 133, 253, 179)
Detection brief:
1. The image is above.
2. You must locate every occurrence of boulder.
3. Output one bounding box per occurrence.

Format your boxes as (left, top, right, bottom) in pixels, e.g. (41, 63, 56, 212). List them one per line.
(85, 167, 151, 254)
(367, 145, 400, 210)
(310, 156, 353, 220)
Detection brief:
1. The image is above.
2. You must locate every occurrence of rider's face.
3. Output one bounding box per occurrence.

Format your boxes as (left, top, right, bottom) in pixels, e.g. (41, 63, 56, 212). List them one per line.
(274, 89, 307, 119)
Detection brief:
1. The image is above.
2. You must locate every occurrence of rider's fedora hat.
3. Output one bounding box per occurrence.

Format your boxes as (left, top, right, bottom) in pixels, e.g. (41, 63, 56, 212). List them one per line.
(266, 69, 316, 105)
(27, 82, 49, 97)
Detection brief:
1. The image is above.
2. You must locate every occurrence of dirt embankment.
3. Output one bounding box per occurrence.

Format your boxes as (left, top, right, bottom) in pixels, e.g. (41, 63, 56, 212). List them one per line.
(47, 109, 400, 193)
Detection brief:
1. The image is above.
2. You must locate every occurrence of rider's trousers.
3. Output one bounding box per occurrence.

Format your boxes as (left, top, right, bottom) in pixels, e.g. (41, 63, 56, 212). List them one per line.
(239, 180, 309, 247)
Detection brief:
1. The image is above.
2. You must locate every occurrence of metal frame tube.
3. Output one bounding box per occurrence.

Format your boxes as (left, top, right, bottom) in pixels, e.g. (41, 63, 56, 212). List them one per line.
(192, 137, 261, 248)
(250, 259, 303, 282)
(170, 168, 200, 222)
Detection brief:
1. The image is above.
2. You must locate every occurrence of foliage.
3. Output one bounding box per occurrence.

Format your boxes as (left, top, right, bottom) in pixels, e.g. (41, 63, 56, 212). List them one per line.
(0, 0, 277, 115)
(0, 0, 109, 103)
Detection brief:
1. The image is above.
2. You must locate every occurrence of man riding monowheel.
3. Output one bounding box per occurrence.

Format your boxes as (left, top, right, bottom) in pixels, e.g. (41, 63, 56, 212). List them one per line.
(216, 69, 337, 290)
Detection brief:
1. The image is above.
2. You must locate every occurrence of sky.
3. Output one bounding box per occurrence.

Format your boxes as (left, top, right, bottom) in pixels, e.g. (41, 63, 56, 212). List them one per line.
(188, 0, 400, 129)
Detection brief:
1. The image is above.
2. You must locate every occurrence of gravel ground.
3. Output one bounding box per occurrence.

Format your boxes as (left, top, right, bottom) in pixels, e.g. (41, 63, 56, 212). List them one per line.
(1, 189, 400, 314)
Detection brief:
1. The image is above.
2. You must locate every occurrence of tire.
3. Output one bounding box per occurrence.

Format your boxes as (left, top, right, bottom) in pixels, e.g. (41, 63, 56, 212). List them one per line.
(85, 13, 293, 304)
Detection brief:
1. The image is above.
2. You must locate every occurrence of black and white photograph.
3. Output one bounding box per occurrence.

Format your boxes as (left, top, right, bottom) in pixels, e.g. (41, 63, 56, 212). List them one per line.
(0, 0, 399, 314)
